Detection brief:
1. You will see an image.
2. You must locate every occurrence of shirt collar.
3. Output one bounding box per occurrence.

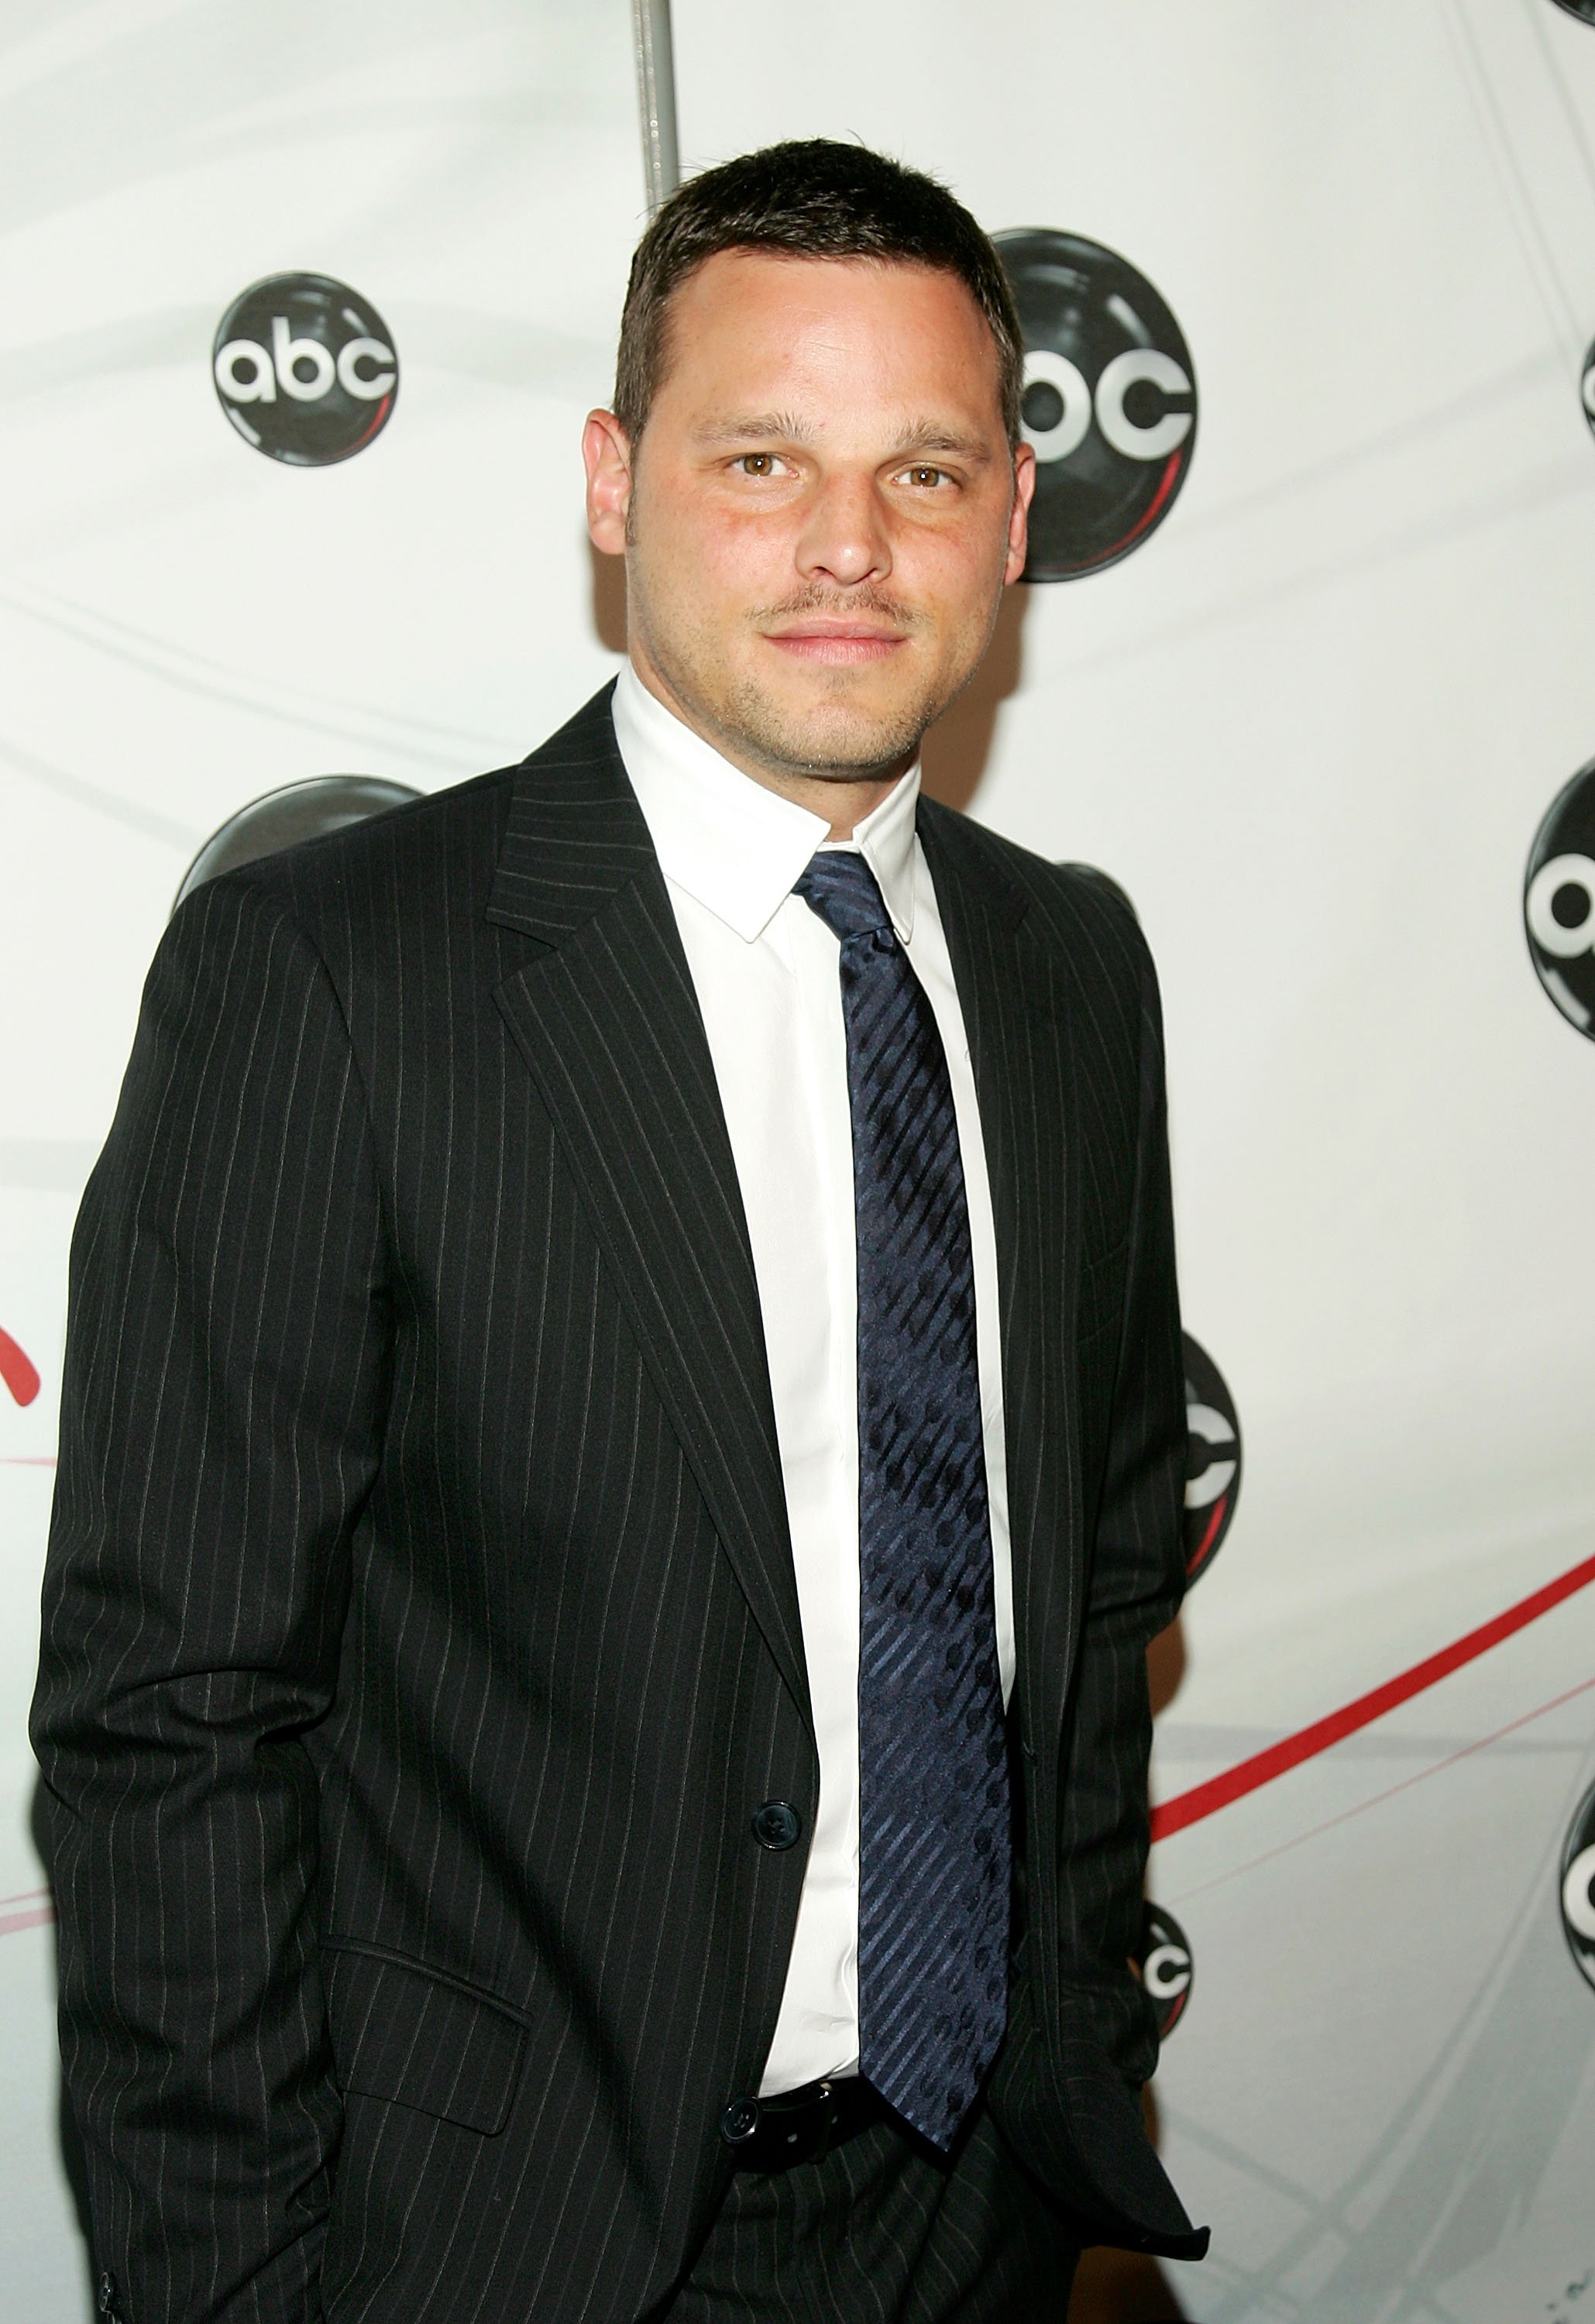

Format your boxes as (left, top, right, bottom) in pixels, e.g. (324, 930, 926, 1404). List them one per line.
(611, 660, 920, 945)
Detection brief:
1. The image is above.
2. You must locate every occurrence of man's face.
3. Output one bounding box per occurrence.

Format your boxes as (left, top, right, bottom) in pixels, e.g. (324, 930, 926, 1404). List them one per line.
(585, 251, 1034, 789)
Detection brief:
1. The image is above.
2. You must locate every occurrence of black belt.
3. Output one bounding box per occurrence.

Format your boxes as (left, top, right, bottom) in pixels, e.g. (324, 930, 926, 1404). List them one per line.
(719, 2076, 890, 2172)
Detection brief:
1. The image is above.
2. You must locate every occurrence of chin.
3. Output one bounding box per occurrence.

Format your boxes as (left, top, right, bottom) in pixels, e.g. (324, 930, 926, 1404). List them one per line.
(725, 683, 931, 779)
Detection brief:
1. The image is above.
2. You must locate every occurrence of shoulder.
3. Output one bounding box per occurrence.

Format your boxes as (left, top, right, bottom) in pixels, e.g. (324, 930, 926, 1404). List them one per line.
(193, 686, 622, 964)
(917, 795, 1156, 1003)
(221, 760, 517, 940)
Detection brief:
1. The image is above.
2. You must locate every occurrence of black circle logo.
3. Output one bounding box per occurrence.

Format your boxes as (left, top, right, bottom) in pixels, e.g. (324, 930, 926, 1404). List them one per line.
(1524, 759, 1595, 1037)
(1184, 1333, 1241, 1585)
(1582, 336, 1595, 439)
(1550, 0, 1595, 23)
(212, 273, 398, 466)
(994, 230, 1196, 581)
(1559, 1780, 1595, 1992)
(175, 775, 421, 911)
(1136, 1902, 1193, 2039)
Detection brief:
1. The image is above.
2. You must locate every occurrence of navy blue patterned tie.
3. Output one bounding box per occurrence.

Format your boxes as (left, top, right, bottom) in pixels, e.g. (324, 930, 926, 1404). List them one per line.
(795, 848, 1009, 2152)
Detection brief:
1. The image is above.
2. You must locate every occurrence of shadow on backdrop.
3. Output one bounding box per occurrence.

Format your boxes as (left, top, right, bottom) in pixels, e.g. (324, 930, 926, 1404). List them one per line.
(590, 535, 627, 657)
(1146, 1618, 1187, 1724)
(921, 581, 1028, 813)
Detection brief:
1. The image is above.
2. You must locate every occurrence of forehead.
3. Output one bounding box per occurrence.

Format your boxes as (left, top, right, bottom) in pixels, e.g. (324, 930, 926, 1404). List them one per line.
(655, 249, 1003, 431)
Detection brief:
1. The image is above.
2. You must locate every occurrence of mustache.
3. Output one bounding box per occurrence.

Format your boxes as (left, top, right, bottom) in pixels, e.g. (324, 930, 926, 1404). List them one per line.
(751, 587, 923, 634)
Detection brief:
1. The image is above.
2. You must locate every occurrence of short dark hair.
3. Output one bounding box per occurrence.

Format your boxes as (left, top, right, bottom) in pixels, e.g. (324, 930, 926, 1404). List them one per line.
(613, 139, 1023, 450)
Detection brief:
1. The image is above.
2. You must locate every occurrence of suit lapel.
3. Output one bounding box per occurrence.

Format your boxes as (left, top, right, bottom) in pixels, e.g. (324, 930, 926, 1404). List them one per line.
(488, 691, 810, 1731)
(918, 803, 1085, 1791)
(483, 700, 1085, 1758)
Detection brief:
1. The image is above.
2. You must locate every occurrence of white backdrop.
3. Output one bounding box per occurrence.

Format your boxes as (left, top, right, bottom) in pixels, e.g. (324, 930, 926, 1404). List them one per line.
(4, 2, 1595, 2317)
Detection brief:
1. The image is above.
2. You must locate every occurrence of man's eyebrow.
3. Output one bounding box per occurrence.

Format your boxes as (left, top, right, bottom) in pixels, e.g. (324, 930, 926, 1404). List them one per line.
(888, 422, 992, 462)
(689, 414, 994, 461)
(693, 411, 816, 445)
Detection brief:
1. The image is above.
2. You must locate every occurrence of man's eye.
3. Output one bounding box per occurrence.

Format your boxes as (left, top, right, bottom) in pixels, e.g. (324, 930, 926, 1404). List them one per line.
(901, 464, 951, 489)
(733, 452, 783, 477)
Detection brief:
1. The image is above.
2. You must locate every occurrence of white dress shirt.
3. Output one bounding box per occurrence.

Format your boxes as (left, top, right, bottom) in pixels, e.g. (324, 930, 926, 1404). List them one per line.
(610, 662, 1013, 2095)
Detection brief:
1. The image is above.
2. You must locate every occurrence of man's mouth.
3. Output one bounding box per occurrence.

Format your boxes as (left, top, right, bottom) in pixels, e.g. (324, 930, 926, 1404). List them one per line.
(761, 620, 907, 667)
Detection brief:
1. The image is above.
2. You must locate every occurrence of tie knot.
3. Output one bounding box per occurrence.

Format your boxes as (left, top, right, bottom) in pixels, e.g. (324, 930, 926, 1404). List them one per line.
(793, 851, 894, 944)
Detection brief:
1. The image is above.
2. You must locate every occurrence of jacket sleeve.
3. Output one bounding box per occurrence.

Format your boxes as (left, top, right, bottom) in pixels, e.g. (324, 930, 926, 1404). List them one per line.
(31, 873, 390, 2324)
(988, 891, 1205, 2260)
(1053, 908, 1188, 2085)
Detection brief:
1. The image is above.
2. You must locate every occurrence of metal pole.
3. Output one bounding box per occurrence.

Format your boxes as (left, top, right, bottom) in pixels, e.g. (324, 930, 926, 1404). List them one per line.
(631, 0, 681, 216)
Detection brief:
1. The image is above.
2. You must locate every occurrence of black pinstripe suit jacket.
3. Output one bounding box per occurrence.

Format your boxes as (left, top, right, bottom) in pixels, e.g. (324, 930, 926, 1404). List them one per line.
(33, 685, 1205, 2324)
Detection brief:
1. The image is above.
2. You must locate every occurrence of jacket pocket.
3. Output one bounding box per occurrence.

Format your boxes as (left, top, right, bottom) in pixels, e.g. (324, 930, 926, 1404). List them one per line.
(321, 1941, 527, 2134)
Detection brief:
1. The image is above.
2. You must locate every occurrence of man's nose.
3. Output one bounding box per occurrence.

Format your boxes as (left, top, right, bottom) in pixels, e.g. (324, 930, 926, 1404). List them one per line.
(793, 472, 893, 589)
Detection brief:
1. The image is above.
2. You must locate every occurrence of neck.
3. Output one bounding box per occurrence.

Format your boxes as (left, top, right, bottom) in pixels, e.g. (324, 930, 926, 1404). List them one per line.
(625, 650, 906, 841)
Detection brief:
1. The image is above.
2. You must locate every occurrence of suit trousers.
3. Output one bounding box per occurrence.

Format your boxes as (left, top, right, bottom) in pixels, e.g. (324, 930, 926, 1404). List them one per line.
(665, 2100, 1082, 2323)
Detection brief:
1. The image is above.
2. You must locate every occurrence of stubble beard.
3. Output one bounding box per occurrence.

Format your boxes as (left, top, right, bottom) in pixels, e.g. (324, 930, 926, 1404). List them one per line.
(630, 566, 986, 788)
(714, 661, 939, 786)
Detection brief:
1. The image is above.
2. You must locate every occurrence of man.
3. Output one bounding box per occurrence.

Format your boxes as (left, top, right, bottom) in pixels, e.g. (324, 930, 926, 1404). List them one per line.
(33, 141, 1205, 2322)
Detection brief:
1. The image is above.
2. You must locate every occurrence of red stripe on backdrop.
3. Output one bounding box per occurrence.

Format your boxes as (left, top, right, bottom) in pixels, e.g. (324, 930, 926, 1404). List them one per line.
(0, 1325, 40, 1406)
(1150, 1547, 1595, 1842)
(1076, 449, 1185, 571)
(0, 1890, 55, 1939)
(1187, 1493, 1227, 1576)
(1170, 1672, 1595, 1906)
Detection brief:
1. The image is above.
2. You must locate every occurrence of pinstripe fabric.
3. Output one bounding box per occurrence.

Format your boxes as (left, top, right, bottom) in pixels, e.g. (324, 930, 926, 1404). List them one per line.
(670, 2108, 1081, 2323)
(917, 813, 1201, 2259)
(32, 684, 1201, 2324)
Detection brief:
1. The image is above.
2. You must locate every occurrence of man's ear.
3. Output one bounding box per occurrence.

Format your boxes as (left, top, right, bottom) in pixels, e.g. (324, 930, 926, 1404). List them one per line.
(1004, 442, 1036, 586)
(584, 409, 633, 555)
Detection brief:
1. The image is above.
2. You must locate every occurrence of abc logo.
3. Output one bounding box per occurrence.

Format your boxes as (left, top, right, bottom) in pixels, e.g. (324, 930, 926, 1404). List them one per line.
(994, 230, 1196, 580)
(212, 273, 398, 466)
(1524, 758, 1595, 1037)
(1583, 335, 1595, 438)
(1136, 1902, 1193, 2040)
(1184, 1332, 1242, 1585)
(1559, 1780, 1595, 1993)
(1552, 0, 1595, 22)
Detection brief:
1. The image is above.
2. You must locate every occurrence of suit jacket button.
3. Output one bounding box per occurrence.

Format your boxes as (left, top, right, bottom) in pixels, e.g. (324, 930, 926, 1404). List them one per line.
(720, 2097, 760, 2144)
(751, 1800, 801, 1851)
